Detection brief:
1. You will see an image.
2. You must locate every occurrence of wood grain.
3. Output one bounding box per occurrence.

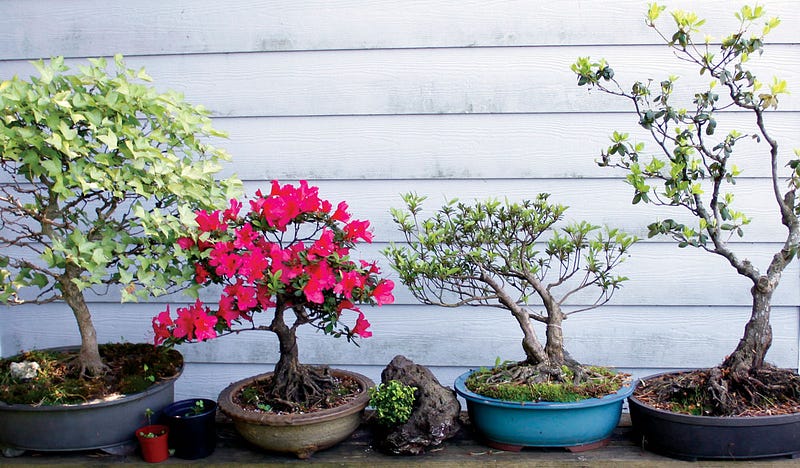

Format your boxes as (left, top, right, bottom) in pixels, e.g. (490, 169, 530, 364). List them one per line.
(2, 0, 797, 59)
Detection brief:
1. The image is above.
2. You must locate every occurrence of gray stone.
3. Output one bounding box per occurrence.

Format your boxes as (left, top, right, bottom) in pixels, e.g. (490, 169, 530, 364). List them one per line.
(10, 361, 40, 380)
(376, 355, 461, 455)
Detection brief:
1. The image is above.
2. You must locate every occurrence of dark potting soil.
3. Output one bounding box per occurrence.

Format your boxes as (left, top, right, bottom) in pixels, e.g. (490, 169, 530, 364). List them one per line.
(633, 366, 800, 417)
(233, 372, 363, 415)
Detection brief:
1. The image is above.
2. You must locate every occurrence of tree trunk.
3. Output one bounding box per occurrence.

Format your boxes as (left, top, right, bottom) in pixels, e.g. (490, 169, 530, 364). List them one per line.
(59, 263, 106, 376)
(267, 305, 336, 410)
(543, 304, 566, 367)
(721, 277, 774, 376)
(510, 308, 549, 366)
(271, 312, 302, 391)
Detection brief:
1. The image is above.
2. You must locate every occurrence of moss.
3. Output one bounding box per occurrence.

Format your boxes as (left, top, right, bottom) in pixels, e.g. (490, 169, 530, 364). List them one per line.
(465, 364, 628, 403)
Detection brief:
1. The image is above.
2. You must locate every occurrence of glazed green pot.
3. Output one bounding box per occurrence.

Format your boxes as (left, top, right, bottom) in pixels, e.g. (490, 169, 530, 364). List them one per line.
(217, 369, 373, 459)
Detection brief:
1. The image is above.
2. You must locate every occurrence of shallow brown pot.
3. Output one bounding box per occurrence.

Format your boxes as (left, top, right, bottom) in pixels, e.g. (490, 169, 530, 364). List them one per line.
(217, 369, 373, 459)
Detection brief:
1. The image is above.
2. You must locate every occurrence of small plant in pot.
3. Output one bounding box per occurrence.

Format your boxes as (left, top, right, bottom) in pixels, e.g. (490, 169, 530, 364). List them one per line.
(0, 55, 239, 454)
(153, 180, 395, 458)
(161, 398, 217, 460)
(136, 409, 169, 463)
(384, 193, 637, 450)
(573, 3, 800, 459)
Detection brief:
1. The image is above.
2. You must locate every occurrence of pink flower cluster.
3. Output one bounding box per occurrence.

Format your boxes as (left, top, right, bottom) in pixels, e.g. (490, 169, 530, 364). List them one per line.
(153, 181, 394, 346)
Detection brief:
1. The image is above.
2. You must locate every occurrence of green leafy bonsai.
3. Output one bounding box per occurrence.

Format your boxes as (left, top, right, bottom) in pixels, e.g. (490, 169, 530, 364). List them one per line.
(0, 55, 240, 376)
(384, 194, 636, 400)
(572, 4, 800, 415)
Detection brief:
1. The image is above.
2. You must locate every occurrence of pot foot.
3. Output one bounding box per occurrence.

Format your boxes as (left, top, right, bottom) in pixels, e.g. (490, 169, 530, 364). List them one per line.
(2, 447, 26, 458)
(485, 440, 523, 452)
(566, 438, 609, 452)
(100, 440, 137, 456)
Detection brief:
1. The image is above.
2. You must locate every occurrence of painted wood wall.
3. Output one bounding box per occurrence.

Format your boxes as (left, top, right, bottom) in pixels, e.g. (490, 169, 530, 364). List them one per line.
(1, 1, 798, 401)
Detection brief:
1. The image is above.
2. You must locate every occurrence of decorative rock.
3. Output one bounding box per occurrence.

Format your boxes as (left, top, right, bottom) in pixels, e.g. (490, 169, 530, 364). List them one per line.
(10, 361, 40, 380)
(377, 355, 461, 455)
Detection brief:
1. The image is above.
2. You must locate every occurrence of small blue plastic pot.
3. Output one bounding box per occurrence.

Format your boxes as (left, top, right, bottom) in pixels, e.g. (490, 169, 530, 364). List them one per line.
(454, 369, 634, 449)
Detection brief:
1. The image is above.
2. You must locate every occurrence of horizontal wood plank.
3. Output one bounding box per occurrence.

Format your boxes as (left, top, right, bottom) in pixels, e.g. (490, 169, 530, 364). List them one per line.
(208, 112, 799, 180)
(1, 45, 798, 117)
(1, 1, 797, 60)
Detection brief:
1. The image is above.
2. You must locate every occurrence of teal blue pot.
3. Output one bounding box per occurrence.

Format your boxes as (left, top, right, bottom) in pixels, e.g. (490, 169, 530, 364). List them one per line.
(454, 369, 633, 449)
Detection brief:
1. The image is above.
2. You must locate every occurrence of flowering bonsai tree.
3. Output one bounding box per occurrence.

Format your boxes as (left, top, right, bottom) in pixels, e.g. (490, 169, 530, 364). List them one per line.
(0, 56, 240, 376)
(384, 194, 636, 399)
(572, 4, 800, 414)
(153, 181, 394, 410)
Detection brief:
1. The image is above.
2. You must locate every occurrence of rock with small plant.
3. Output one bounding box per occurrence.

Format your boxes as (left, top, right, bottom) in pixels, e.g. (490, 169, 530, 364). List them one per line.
(371, 355, 461, 455)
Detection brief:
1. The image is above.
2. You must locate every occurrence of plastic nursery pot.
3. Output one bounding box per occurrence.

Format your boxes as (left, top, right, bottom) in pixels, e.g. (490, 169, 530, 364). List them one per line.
(136, 424, 169, 463)
(161, 398, 217, 459)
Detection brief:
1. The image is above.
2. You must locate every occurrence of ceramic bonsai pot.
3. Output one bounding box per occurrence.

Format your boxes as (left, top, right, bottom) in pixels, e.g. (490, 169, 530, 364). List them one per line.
(136, 424, 169, 463)
(629, 372, 800, 460)
(162, 398, 217, 459)
(0, 346, 181, 457)
(217, 369, 373, 459)
(454, 369, 633, 451)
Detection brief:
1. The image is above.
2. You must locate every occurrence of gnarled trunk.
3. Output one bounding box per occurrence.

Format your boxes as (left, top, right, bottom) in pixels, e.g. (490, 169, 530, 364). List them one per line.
(267, 305, 336, 411)
(59, 262, 106, 376)
(722, 277, 774, 376)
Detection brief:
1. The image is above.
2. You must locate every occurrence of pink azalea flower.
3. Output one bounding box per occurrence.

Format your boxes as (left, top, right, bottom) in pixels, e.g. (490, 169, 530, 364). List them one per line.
(352, 312, 372, 338)
(152, 307, 174, 346)
(372, 279, 395, 305)
(176, 237, 195, 250)
(195, 210, 224, 232)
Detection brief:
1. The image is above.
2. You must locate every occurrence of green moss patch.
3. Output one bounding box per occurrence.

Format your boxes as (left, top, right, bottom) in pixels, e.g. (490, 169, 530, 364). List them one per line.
(466, 364, 629, 403)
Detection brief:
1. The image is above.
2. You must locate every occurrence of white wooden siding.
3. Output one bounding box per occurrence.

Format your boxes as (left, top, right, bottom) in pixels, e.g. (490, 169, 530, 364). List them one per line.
(1, 1, 798, 401)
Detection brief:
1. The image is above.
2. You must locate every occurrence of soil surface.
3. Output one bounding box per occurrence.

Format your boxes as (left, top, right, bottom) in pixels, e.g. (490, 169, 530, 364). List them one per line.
(233, 372, 363, 414)
(633, 366, 800, 417)
(0, 343, 182, 405)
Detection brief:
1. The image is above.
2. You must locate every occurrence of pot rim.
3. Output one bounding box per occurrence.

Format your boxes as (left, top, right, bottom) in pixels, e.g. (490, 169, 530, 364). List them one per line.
(630, 370, 800, 426)
(217, 368, 373, 426)
(163, 398, 218, 419)
(454, 368, 634, 410)
(0, 344, 183, 411)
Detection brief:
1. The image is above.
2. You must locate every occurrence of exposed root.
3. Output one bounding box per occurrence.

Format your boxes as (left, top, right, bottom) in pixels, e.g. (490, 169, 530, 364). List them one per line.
(634, 365, 800, 417)
(242, 365, 358, 413)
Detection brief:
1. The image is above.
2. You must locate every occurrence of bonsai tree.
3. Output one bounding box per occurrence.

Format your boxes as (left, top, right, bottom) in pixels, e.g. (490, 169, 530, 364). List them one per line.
(0, 55, 240, 376)
(152, 181, 395, 410)
(384, 193, 636, 398)
(572, 4, 800, 414)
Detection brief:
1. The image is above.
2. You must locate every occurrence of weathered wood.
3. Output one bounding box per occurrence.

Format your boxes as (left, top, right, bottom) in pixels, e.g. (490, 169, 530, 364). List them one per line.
(2, 0, 798, 60)
(1, 45, 798, 117)
(208, 112, 799, 180)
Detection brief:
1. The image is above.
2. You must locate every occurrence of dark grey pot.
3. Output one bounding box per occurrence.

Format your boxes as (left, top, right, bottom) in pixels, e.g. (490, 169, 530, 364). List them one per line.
(0, 347, 181, 456)
(629, 373, 800, 460)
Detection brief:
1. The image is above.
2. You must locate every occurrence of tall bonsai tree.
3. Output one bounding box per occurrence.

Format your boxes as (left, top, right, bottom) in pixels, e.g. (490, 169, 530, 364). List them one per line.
(572, 4, 799, 414)
(0, 56, 240, 375)
(384, 193, 636, 389)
